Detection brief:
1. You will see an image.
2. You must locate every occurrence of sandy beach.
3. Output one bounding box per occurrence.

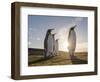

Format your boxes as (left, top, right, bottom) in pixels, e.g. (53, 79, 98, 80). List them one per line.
(28, 49, 87, 66)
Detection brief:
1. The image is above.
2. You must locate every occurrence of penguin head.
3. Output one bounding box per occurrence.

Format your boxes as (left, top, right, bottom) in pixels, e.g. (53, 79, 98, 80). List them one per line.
(48, 29, 54, 34)
(52, 33, 56, 36)
(52, 33, 56, 38)
(56, 39, 59, 41)
(70, 25, 77, 30)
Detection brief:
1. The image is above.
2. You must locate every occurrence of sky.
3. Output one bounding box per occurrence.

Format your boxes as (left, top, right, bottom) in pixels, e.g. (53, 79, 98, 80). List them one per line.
(28, 15, 88, 52)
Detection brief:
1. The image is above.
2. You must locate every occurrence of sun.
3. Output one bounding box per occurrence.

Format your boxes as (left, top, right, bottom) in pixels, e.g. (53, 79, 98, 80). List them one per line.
(62, 41, 69, 52)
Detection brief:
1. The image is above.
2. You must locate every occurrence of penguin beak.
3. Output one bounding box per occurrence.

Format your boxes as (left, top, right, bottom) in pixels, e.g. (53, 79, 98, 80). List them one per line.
(50, 28, 54, 30)
(73, 25, 77, 29)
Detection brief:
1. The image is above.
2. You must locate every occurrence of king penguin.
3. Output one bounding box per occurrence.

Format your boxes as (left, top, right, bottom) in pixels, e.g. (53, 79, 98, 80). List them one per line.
(44, 29, 54, 58)
(68, 25, 76, 56)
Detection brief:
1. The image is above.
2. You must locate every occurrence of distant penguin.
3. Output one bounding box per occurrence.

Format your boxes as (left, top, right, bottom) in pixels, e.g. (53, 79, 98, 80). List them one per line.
(44, 29, 54, 58)
(52, 34, 56, 56)
(55, 39, 59, 55)
(68, 25, 76, 56)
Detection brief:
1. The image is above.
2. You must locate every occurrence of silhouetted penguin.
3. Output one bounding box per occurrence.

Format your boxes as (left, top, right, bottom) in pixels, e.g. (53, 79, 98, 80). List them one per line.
(44, 29, 54, 58)
(68, 25, 76, 56)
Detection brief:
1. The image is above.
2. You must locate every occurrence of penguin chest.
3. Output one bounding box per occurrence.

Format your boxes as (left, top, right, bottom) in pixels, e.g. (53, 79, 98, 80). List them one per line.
(68, 30, 76, 50)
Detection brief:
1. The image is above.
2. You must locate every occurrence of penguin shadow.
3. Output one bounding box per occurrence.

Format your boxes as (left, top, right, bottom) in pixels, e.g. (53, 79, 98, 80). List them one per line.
(28, 56, 54, 65)
(70, 55, 87, 64)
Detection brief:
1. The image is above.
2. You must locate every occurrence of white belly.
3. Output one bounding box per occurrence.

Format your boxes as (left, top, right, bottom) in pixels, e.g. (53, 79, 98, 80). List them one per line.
(68, 30, 76, 51)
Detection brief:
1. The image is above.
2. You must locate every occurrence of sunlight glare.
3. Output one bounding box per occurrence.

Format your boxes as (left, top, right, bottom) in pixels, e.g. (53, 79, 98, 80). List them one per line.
(61, 41, 69, 52)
